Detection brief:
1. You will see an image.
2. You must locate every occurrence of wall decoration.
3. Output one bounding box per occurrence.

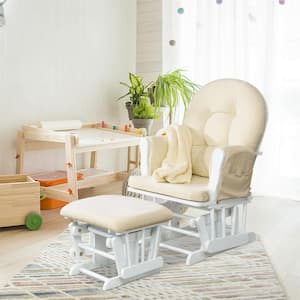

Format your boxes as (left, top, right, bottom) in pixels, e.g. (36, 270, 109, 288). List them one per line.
(177, 7, 184, 15)
(169, 40, 176, 46)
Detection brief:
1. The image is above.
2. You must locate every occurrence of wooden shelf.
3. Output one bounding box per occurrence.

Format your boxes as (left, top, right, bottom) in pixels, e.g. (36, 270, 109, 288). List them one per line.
(40, 168, 128, 202)
(16, 122, 141, 201)
(77, 168, 126, 189)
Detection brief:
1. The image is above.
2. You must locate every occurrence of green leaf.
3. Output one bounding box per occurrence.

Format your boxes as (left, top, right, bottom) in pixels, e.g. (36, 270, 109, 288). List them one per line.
(116, 92, 130, 101)
(151, 69, 200, 123)
(133, 97, 158, 119)
(120, 82, 130, 88)
(129, 73, 139, 87)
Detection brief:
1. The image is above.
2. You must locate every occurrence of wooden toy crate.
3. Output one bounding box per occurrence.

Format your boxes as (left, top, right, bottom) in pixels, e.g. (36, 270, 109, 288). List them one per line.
(0, 175, 40, 227)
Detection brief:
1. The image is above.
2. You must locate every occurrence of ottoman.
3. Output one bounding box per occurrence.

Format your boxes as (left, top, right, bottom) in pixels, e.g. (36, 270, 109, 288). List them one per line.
(61, 195, 173, 290)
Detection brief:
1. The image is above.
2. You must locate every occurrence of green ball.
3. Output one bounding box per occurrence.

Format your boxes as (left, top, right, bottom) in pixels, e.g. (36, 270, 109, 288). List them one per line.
(25, 213, 42, 231)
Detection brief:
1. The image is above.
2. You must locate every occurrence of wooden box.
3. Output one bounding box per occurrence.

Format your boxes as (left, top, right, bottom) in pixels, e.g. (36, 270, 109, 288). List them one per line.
(0, 175, 40, 227)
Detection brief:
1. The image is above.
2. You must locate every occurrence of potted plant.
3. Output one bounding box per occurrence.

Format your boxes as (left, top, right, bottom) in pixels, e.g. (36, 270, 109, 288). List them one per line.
(152, 69, 199, 124)
(132, 95, 158, 134)
(117, 73, 151, 120)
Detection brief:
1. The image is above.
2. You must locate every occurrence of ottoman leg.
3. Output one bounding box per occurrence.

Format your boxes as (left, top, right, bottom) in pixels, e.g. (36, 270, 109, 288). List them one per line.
(92, 233, 113, 267)
(68, 223, 165, 290)
(113, 227, 163, 281)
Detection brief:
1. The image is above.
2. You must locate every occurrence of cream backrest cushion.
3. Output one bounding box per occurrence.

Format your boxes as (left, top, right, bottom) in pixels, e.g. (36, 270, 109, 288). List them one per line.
(183, 79, 266, 177)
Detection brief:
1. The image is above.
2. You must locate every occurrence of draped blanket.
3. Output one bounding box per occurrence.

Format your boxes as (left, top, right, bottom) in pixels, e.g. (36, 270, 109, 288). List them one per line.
(152, 125, 192, 184)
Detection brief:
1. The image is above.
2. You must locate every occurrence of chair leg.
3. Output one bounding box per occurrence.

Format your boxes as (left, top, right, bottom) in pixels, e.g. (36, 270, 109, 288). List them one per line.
(205, 232, 256, 254)
(186, 249, 208, 265)
(204, 203, 256, 253)
(160, 214, 210, 265)
(160, 201, 256, 265)
(186, 214, 210, 265)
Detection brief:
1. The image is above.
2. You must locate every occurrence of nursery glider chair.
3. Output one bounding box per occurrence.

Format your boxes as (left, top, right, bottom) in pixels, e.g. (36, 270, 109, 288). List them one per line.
(127, 79, 267, 265)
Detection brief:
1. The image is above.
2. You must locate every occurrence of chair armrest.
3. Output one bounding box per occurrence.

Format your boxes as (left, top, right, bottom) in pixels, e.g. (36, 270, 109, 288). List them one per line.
(208, 146, 257, 203)
(140, 135, 168, 176)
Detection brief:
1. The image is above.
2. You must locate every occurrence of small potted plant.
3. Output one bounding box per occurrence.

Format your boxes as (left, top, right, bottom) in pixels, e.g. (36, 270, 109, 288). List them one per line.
(132, 95, 158, 134)
(152, 69, 199, 124)
(117, 73, 151, 120)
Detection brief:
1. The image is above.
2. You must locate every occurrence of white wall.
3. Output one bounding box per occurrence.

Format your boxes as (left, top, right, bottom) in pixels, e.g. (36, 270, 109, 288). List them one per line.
(136, 0, 162, 83)
(0, 0, 136, 174)
(136, 0, 168, 134)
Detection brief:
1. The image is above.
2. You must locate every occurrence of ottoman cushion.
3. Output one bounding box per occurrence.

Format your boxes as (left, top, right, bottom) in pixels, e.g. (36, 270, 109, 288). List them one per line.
(61, 195, 173, 233)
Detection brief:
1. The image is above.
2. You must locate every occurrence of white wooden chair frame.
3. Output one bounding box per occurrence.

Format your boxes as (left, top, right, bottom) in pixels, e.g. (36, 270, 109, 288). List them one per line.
(68, 221, 164, 290)
(128, 140, 263, 265)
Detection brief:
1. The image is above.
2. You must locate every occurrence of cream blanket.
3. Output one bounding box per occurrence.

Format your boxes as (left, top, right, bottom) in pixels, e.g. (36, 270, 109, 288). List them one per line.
(152, 125, 193, 184)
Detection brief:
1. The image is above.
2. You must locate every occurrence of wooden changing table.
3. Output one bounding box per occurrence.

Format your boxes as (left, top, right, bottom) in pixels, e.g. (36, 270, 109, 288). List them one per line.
(16, 122, 144, 202)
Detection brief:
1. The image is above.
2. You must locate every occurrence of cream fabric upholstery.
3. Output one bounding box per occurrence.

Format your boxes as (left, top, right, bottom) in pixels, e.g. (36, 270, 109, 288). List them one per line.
(153, 125, 192, 184)
(129, 144, 255, 200)
(128, 79, 266, 202)
(130, 144, 256, 201)
(60, 195, 173, 233)
(217, 146, 256, 200)
(129, 175, 209, 202)
(184, 79, 266, 177)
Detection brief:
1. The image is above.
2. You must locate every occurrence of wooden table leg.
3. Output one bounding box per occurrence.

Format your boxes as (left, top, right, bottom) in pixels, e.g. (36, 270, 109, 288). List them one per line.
(65, 135, 79, 201)
(127, 146, 140, 172)
(16, 130, 25, 174)
(90, 151, 97, 168)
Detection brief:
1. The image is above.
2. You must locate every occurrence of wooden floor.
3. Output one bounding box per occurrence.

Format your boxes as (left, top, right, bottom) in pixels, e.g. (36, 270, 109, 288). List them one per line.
(0, 181, 123, 288)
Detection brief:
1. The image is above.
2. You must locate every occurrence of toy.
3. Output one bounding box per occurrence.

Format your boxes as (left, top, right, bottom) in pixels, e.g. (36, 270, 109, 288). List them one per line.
(25, 212, 42, 230)
(0, 175, 41, 229)
(100, 121, 146, 136)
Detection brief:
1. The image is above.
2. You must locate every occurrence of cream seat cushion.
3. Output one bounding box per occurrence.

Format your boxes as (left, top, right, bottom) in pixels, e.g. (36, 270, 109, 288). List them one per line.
(60, 195, 173, 233)
(129, 175, 209, 202)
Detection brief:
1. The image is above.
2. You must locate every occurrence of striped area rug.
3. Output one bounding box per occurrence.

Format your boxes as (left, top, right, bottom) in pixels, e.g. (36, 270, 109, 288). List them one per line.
(1, 230, 286, 300)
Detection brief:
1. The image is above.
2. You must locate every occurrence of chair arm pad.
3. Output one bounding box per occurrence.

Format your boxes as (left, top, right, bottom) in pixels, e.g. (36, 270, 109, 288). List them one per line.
(140, 135, 168, 176)
(210, 146, 257, 201)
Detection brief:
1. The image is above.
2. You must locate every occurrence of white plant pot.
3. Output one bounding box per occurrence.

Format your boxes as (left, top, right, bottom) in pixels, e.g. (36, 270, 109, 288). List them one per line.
(132, 119, 153, 136)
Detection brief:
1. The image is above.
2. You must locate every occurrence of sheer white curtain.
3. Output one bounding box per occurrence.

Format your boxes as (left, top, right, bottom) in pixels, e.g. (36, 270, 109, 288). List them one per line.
(163, 0, 300, 199)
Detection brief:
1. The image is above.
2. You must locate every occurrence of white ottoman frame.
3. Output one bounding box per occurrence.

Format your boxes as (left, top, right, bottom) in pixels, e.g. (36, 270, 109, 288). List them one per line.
(68, 221, 163, 290)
